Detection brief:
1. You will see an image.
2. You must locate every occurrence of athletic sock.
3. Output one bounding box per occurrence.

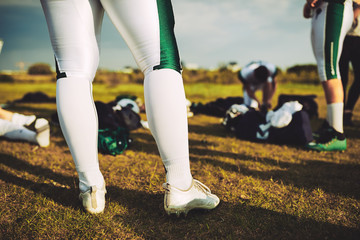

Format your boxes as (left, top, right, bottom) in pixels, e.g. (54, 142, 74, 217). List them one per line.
(78, 171, 105, 192)
(11, 113, 36, 126)
(56, 77, 103, 191)
(326, 102, 344, 133)
(164, 160, 193, 190)
(144, 69, 192, 190)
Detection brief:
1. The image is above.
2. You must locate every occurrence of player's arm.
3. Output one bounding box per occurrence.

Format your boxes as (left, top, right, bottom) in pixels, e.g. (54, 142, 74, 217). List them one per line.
(262, 77, 277, 109)
(244, 83, 260, 106)
(271, 76, 277, 97)
(268, 68, 278, 100)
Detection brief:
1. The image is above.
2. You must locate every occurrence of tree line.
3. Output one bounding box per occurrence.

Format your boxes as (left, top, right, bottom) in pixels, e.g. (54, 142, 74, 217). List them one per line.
(0, 62, 354, 85)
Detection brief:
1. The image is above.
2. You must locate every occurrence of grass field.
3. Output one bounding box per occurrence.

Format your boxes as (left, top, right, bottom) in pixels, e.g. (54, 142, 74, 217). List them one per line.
(0, 82, 359, 239)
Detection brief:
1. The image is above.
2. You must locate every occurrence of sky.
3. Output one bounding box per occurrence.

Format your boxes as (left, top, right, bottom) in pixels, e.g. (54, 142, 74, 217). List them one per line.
(0, 0, 315, 72)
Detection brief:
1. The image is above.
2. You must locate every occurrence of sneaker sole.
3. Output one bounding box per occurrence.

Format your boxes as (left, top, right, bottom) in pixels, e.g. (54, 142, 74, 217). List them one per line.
(165, 200, 220, 217)
(306, 143, 347, 152)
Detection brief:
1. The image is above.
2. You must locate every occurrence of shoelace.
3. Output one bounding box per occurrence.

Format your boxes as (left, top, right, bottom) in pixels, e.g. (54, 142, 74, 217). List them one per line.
(162, 183, 170, 192)
(163, 180, 212, 194)
(193, 180, 212, 194)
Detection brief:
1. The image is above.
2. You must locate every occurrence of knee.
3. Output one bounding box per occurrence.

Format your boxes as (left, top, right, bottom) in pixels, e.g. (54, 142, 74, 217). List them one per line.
(55, 49, 99, 81)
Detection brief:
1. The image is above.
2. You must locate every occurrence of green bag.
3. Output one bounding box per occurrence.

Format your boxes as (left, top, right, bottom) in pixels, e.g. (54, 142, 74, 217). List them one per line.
(98, 127, 130, 155)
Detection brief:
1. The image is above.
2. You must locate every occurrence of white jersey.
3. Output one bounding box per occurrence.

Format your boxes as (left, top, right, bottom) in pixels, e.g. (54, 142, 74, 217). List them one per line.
(239, 60, 277, 87)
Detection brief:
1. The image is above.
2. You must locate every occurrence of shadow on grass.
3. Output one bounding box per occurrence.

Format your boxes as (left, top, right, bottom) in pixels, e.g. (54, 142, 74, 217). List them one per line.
(344, 124, 360, 140)
(128, 131, 160, 155)
(1, 153, 359, 239)
(0, 153, 79, 209)
(189, 123, 229, 138)
(108, 124, 360, 201)
(190, 149, 360, 200)
(106, 187, 360, 239)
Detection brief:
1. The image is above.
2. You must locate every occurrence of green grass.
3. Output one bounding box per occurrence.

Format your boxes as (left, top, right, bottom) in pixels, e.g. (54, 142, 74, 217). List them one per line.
(0, 82, 359, 239)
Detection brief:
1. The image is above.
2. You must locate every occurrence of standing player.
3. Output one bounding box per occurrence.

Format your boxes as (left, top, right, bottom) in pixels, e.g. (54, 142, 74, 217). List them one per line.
(238, 60, 278, 111)
(339, 2, 360, 126)
(40, 0, 219, 215)
(303, 0, 353, 151)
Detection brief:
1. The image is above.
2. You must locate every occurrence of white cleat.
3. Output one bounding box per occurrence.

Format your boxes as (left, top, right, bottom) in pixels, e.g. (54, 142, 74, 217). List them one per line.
(79, 184, 106, 214)
(163, 179, 220, 217)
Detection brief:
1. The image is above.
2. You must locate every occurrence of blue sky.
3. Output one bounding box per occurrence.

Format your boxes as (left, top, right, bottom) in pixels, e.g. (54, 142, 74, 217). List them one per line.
(0, 0, 315, 71)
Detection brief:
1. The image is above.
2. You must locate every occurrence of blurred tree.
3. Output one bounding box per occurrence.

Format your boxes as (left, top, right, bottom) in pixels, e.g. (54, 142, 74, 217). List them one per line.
(286, 64, 318, 75)
(28, 63, 53, 75)
(0, 74, 14, 83)
(285, 64, 320, 84)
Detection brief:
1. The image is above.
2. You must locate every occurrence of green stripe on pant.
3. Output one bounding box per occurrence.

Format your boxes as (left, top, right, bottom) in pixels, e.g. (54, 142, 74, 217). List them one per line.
(153, 0, 182, 73)
(324, 2, 345, 80)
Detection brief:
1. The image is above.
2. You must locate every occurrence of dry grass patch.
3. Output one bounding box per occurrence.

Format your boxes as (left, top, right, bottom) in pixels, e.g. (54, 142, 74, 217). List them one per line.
(0, 82, 359, 239)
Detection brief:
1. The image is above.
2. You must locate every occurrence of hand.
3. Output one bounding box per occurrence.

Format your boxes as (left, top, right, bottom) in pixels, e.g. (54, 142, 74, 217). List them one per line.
(260, 103, 271, 115)
(306, 0, 322, 8)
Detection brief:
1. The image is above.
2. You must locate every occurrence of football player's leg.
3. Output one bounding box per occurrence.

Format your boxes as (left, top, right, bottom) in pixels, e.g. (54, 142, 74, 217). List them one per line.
(339, 37, 350, 102)
(345, 37, 360, 112)
(102, 0, 192, 190)
(41, 0, 105, 195)
(312, 1, 352, 129)
(308, 0, 352, 151)
(102, 0, 220, 214)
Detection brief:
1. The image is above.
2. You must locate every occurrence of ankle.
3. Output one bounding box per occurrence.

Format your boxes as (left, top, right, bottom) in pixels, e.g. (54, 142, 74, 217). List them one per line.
(78, 171, 104, 192)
